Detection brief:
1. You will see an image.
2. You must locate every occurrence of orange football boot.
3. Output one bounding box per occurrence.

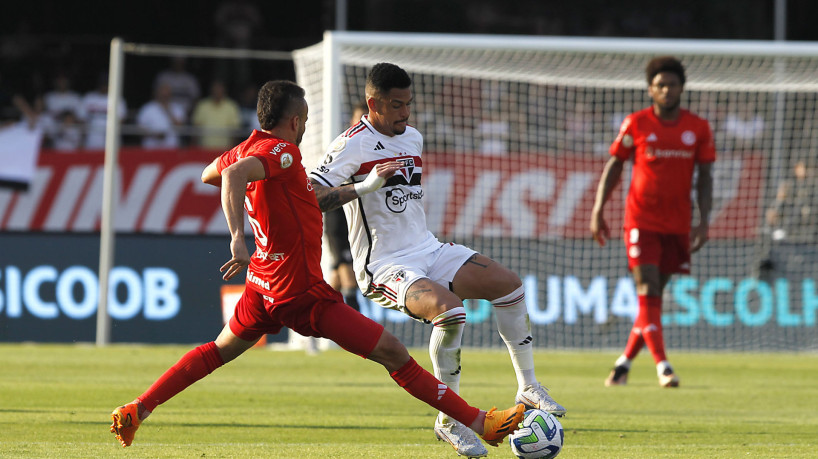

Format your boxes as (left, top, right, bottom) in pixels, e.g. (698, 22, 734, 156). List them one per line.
(110, 402, 142, 447)
(480, 403, 525, 446)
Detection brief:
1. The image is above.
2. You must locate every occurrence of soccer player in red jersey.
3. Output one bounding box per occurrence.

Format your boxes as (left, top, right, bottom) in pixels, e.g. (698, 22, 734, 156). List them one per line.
(590, 56, 715, 388)
(109, 80, 524, 449)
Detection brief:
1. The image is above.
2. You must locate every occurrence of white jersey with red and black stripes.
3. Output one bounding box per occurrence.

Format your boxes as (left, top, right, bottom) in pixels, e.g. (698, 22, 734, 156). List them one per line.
(309, 115, 440, 293)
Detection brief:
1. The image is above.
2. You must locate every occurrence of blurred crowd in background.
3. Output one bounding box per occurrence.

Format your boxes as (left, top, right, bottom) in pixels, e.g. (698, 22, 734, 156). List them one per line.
(1, 0, 813, 152)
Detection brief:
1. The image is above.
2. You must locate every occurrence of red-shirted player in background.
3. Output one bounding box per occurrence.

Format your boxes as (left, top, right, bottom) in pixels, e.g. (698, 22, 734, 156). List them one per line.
(110, 80, 524, 449)
(590, 56, 715, 388)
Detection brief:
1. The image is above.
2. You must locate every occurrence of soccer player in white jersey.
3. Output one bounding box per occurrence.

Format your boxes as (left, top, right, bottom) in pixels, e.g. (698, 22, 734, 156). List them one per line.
(309, 63, 566, 458)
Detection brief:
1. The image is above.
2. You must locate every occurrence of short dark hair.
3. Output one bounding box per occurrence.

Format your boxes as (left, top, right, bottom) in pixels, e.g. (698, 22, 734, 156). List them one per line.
(645, 56, 686, 86)
(366, 63, 412, 96)
(256, 80, 305, 130)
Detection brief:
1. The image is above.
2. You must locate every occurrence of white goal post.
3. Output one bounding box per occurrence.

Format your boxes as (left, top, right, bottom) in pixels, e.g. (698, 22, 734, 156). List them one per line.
(294, 31, 818, 351)
(97, 40, 293, 346)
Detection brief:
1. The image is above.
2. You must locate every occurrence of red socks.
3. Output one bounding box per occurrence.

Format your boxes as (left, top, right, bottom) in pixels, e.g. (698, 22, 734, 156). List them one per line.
(624, 295, 666, 363)
(390, 357, 479, 427)
(138, 341, 224, 412)
(636, 295, 667, 363)
(135, 345, 481, 430)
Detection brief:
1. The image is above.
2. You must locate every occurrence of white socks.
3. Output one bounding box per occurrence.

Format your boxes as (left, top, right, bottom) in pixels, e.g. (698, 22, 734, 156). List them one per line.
(656, 360, 672, 376)
(429, 306, 466, 423)
(615, 355, 632, 369)
(492, 286, 537, 391)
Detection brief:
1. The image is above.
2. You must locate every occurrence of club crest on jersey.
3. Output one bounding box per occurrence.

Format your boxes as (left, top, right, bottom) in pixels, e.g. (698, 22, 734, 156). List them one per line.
(397, 157, 415, 182)
(330, 137, 347, 152)
(681, 130, 696, 145)
(621, 134, 634, 148)
(281, 153, 293, 169)
(393, 270, 406, 282)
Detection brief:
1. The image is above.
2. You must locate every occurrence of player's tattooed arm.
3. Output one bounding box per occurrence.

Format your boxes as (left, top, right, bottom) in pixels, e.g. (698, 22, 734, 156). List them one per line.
(310, 179, 358, 212)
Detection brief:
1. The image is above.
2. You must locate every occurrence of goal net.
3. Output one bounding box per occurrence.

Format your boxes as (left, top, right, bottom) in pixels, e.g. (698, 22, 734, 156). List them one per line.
(294, 32, 818, 352)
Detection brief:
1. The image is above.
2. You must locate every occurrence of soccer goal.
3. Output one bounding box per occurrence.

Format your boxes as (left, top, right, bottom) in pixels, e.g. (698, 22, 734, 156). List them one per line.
(294, 31, 818, 351)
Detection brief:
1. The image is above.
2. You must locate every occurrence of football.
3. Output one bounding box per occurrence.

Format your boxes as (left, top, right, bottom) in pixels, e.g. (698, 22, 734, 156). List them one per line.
(509, 409, 564, 459)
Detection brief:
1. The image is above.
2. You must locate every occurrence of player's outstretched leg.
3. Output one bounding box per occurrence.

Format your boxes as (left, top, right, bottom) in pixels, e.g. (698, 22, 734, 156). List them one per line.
(480, 404, 526, 447)
(110, 400, 148, 447)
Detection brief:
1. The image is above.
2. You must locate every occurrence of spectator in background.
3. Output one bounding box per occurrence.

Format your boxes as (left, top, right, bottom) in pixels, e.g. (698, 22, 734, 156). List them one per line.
(137, 82, 187, 149)
(192, 80, 241, 150)
(42, 73, 82, 150)
(766, 158, 818, 242)
(77, 73, 127, 150)
(43, 73, 81, 118)
(49, 110, 83, 151)
(152, 57, 200, 115)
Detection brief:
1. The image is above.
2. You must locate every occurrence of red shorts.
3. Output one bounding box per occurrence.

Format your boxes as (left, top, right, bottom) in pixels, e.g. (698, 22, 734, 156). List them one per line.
(623, 227, 690, 274)
(228, 281, 383, 358)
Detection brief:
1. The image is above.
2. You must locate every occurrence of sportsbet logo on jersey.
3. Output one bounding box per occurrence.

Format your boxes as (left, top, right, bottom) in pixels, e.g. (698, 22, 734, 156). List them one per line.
(385, 188, 423, 213)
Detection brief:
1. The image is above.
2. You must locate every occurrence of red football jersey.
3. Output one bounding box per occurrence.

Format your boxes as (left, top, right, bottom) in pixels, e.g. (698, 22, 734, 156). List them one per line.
(217, 130, 324, 299)
(610, 107, 716, 234)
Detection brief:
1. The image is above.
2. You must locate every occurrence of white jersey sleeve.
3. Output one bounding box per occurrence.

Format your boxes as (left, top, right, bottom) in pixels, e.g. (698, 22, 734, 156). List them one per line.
(309, 126, 365, 188)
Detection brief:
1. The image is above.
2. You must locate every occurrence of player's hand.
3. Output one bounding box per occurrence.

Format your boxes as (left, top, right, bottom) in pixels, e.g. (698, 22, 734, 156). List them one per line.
(375, 161, 402, 178)
(590, 211, 609, 247)
(354, 161, 402, 196)
(221, 237, 251, 280)
(690, 223, 709, 253)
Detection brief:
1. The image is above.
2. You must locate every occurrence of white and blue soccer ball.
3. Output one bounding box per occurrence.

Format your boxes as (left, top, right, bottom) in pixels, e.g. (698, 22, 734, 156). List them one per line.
(509, 409, 564, 459)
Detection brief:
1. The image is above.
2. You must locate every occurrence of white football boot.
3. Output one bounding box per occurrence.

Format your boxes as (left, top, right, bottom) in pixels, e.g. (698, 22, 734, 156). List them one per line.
(515, 382, 567, 417)
(434, 415, 488, 458)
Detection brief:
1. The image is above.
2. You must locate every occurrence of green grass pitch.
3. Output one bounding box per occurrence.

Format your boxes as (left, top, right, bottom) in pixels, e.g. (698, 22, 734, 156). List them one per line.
(0, 343, 816, 458)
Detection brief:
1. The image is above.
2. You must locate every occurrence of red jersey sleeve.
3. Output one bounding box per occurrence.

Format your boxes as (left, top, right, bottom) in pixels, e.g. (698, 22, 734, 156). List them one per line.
(215, 136, 302, 179)
(610, 115, 635, 161)
(246, 138, 302, 179)
(216, 147, 238, 173)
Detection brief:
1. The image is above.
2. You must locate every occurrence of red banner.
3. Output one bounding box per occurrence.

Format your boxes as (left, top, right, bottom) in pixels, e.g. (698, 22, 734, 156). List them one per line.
(0, 149, 763, 238)
(0, 148, 223, 234)
(425, 152, 764, 240)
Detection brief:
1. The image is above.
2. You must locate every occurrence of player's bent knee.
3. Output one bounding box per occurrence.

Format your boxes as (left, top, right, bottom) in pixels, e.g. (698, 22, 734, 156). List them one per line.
(490, 272, 522, 300)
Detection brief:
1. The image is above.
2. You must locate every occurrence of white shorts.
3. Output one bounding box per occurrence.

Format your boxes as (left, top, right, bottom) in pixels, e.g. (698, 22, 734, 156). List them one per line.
(365, 242, 477, 322)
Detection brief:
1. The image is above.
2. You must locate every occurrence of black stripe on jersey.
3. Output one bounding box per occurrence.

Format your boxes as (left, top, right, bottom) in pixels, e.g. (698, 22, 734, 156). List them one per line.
(309, 171, 336, 188)
(384, 173, 422, 187)
(343, 122, 366, 137)
(345, 121, 373, 138)
(357, 194, 377, 292)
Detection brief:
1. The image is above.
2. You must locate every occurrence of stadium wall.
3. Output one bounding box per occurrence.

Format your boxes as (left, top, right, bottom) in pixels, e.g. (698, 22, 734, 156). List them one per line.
(0, 149, 815, 349)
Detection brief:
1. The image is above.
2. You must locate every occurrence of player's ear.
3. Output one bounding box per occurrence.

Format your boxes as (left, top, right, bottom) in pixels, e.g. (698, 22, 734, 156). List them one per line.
(366, 97, 377, 114)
